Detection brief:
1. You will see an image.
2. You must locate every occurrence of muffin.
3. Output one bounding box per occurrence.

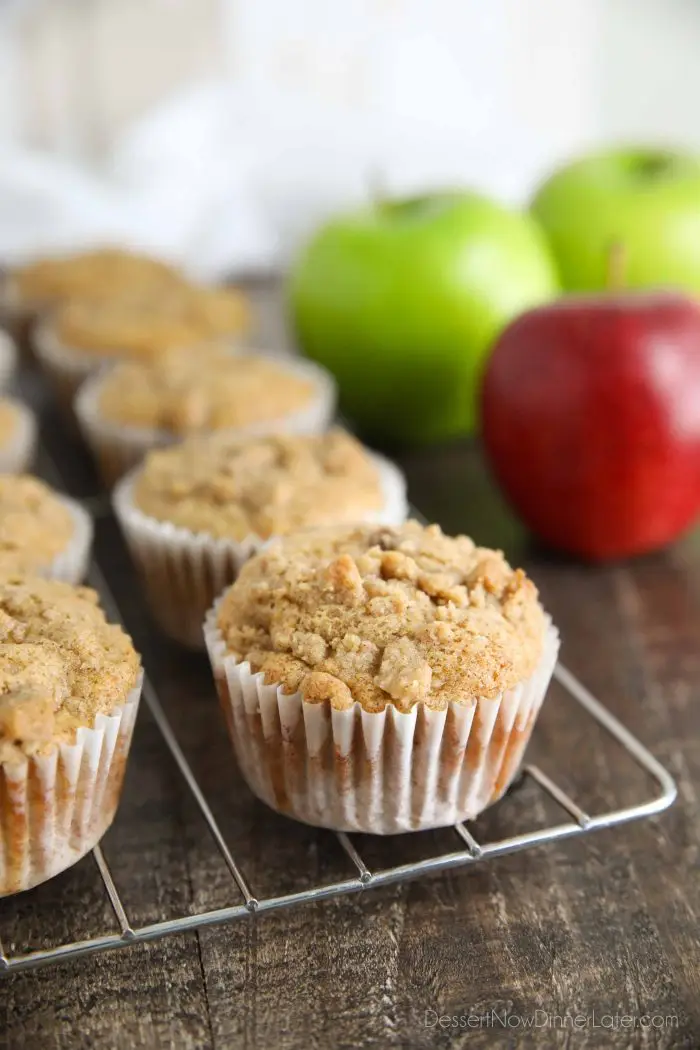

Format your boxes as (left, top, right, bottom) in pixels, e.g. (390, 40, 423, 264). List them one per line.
(35, 282, 251, 409)
(204, 522, 559, 833)
(114, 429, 407, 648)
(0, 398, 38, 474)
(0, 475, 92, 583)
(0, 330, 17, 390)
(0, 247, 185, 360)
(0, 576, 142, 895)
(77, 348, 336, 485)
(1, 247, 184, 319)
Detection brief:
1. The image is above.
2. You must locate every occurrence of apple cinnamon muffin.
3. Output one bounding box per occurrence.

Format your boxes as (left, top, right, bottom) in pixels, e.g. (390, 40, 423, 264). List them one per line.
(51, 283, 249, 360)
(0, 475, 92, 582)
(1, 247, 186, 360)
(76, 347, 336, 485)
(35, 281, 251, 410)
(114, 429, 407, 648)
(205, 521, 559, 833)
(0, 397, 37, 474)
(0, 575, 142, 894)
(3, 247, 184, 319)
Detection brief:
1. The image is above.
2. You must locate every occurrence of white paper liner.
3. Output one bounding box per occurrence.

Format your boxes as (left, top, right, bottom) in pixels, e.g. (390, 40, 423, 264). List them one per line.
(40, 494, 94, 584)
(0, 673, 143, 896)
(0, 274, 45, 362)
(0, 273, 34, 325)
(0, 331, 17, 391)
(75, 353, 338, 486)
(0, 274, 34, 334)
(113, 453, 408, 649)
(204, 608, 560, 834)
(32, 318, 99, 413)
(0, 399, 37, 474)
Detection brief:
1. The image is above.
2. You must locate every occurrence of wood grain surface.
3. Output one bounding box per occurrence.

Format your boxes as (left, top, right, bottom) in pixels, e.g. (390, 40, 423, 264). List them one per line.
(0, 283, 698, 1050)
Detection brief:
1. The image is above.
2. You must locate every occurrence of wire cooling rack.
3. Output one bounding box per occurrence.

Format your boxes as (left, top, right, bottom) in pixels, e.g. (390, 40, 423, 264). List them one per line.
(0, 476, 678, 975)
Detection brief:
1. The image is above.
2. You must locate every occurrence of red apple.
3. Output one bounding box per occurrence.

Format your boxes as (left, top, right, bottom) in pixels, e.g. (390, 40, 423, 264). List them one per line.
(480, 292, 700, 560)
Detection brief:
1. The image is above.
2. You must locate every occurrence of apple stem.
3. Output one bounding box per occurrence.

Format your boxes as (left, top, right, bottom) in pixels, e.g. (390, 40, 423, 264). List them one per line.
(607, 241, 627, 291)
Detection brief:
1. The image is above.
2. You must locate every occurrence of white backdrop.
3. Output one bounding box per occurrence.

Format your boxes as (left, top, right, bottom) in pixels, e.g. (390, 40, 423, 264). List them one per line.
(0, 0, 698, 275)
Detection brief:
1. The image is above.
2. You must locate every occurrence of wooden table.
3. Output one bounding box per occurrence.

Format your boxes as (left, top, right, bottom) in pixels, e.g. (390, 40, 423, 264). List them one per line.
(1, 284, 698, 1049)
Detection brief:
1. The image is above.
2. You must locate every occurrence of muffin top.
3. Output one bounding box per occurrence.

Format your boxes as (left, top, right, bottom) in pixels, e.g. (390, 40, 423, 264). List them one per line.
(132, 429, 385, 540)
(52, 283, 250, 360)
(0, 398, 20, 447)
(11, 247, 184, 308)
(0, 476, 75, 575)
(216, 521, 547, 713)
(96, 348, 317, 434)
(0, 576, 140, 761)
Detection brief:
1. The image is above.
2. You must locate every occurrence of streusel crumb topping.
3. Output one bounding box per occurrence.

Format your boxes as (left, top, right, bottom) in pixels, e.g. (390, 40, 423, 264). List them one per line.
(216, 522, 547, 712)
(53, 283, 249, 360)
(12, 248, 184, 307)
(133, 429, 384, 540)
(0, 476, 74, 575)
(0, 398, 20, 446)
(97, 349, 315, 434)
(0, 576, 140, 761)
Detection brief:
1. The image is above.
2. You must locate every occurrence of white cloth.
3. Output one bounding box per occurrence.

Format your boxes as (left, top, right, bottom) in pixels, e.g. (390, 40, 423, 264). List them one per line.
(0, 79, 543, 279)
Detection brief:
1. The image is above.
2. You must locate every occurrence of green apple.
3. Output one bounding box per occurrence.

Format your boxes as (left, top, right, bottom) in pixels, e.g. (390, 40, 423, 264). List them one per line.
(532, 147, 700, 292)
(288, 191, 559, 444)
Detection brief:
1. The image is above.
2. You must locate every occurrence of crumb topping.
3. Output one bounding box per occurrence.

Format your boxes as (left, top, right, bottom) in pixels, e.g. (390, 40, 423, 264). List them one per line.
(0, 476, 75, 574)
(52, 283, 250, 360)
(97, 349, 315, 434)
(0, 576, 140, 761)
(12, 248, 184, 308)
(0, 398, 20, 447)
(216, 522, 547, 712)
(132, 429, 384, 540)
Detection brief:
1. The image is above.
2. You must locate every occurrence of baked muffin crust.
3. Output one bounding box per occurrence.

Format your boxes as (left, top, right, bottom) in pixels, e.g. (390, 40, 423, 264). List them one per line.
(216, 522, 547, 712)
(132, 429, 385, 540)
(0, 576, 140, 761)
(53, 283, 249, 360)
(97, 349, 316, 434)
(0, 476, 75, 574)
(11, 248, 183, 308)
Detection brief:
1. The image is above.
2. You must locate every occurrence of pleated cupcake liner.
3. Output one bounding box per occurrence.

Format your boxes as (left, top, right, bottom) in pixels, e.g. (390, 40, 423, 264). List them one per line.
(75, 370, 149, 486)
(0, 276, 37, 362)
(43, 495, 94, 584)
(204, 606, 559, 834)
(0, 399, 37, 474)
(0, 330, 17, 391)
(75, 353, 338, 486)
(0, 674, 142, 896)
(33, 319, 102, 415)
(0, 274, 33, 324)
(113, 454, 409, 649)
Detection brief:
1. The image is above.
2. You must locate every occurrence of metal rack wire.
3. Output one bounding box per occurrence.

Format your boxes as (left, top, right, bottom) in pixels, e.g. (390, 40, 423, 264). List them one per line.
(0, 478, 678, 975)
